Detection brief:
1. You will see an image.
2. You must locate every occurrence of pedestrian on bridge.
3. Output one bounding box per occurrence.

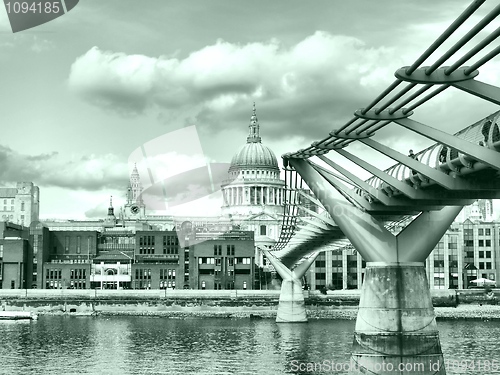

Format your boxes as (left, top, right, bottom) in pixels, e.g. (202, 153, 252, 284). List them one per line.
(408, 149, 418, 175)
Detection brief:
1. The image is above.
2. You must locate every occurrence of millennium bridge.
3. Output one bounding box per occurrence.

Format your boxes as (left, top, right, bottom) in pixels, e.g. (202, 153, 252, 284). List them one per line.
(264, 1, 500, 374)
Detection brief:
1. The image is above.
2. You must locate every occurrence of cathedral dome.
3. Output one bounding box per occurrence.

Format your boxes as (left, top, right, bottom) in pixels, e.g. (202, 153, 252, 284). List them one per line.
(230, 143, 279, 170)
(228, 103, 279, 172)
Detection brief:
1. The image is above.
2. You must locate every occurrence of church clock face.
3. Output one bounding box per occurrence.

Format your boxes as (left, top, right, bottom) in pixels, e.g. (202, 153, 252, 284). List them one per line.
(130, 205, 140, 215)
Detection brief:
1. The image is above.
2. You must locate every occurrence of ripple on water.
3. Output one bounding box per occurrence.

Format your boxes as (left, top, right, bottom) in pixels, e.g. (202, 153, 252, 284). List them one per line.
(0, 317, 499, 374)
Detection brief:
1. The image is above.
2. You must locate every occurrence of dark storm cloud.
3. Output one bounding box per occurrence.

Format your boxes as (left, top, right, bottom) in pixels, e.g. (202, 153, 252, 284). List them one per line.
(0, 144, 128, 191)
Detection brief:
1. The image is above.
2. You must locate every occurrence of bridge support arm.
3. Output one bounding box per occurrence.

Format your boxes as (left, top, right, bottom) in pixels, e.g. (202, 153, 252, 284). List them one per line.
(290, 158, 397, 262)
(263, 250, 319, 323)
(452, 79, 500, 106)
(397, 205, 467, 262)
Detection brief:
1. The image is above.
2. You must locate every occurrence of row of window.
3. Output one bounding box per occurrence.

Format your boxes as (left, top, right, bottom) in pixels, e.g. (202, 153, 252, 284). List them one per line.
(62, 236, 93, 254)
(316, 260, 367, 268)
(463, 239, 495, 247)
(138, 247, 179, 255)
(199, 257, 251, 265)
(199, 269, 250, 276)
(70, 269, 86, 279)
(213, 245, 236, 256)
(135, 269, 151, 280)
(0, 204, 22, 212)
(159, 269, 175, 280)
(139, 236, 155, 246)
(46, 269, 62, 280)
(200, 281, 247, 290)
(164, 236, 179, 246)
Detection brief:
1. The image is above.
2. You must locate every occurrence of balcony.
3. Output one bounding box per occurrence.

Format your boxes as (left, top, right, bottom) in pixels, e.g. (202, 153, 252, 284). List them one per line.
(136, 254, 179, 262)
(97, 244, 135, 251)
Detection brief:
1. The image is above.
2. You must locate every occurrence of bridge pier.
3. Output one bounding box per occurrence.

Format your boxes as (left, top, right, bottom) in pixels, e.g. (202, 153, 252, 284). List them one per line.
(262, 250, 318, 323)
(276, 278, 307, 323)
(351, 262, 445, 374)
(289, 158, 468, 374)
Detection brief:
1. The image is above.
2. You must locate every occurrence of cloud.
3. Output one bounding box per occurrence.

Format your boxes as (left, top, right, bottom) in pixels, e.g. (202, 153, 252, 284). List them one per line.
(0, 145, 128, 191)
(68, 32, 403, 138)
(31, 35, 55, 53)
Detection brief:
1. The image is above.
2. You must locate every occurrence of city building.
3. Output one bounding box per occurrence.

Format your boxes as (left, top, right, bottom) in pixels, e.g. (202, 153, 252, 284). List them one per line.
(307, 205, 500, 291)
(0, 222, 31, 289)
(0, 182, 40, 227)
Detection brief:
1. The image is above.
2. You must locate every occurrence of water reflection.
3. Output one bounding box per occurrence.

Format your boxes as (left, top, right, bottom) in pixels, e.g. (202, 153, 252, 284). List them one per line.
(0, 317, 499, 374)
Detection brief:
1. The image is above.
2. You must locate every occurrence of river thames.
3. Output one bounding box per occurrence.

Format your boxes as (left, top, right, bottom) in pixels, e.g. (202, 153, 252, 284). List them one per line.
(0, 316, 499, 374)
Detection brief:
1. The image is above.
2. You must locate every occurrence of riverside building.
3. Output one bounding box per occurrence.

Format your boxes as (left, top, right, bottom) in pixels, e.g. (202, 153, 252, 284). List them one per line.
(1, 107, 498, 291)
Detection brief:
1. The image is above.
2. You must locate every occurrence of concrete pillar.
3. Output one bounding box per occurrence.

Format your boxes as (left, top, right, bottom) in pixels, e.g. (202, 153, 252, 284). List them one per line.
(351, 262, 445, 374)
(444, 236, 450, 289)
(276, 278, 307, 323)
(325, 250, 332, 287)
(342, 249, 348, 290)
(263, 250, 319, 323)
(357, 252, 363, 287)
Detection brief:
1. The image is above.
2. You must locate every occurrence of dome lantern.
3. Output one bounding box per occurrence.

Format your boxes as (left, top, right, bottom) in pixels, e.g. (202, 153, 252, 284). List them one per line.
(229, 103, 279, 172)
(247, 102, 261, 143)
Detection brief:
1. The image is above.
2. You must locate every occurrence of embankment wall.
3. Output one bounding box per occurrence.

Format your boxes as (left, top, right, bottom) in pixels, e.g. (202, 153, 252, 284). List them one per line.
(0, 289, 496, 314)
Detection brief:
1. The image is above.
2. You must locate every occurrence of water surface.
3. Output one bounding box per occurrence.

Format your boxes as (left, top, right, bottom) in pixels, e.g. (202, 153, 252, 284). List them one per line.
(0, 316, 499, 374)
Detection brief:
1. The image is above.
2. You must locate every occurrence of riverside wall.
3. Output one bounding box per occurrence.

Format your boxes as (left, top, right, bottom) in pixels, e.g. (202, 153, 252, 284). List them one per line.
(0, 289, 497, 315)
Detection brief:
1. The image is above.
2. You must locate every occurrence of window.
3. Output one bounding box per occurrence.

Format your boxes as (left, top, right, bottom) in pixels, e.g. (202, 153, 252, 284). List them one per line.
(316, 273, 326, 280)
(65, 236, 69, 253)
(479, 240, 484, 247)
(315, 260, 326, 268)
(21, 202, 25, 211)
(486, 251, 491, 258)
(479, 251, 484, 258)
(486, 240, 491, 247)
(478, 228, 484, 235)
(76, 236, 81, 254)
(485, 228, 491, 236)
(260, 225, 266, 236)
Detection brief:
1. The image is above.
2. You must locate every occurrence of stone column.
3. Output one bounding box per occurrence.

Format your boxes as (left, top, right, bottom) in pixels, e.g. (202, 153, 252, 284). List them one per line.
(357, 252, 363, 287)
(342, 249, 348, 290)
(351, 263, 445, 375)
(325, 250, 332, 288)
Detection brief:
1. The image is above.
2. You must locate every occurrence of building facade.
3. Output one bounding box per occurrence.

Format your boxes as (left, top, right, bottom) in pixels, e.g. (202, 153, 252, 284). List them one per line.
(0, 182, 40, 227)
(307, 214, 500, 291)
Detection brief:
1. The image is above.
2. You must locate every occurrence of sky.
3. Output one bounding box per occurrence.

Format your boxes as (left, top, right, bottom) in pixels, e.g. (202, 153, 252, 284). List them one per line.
(0, 0, 498, 220)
